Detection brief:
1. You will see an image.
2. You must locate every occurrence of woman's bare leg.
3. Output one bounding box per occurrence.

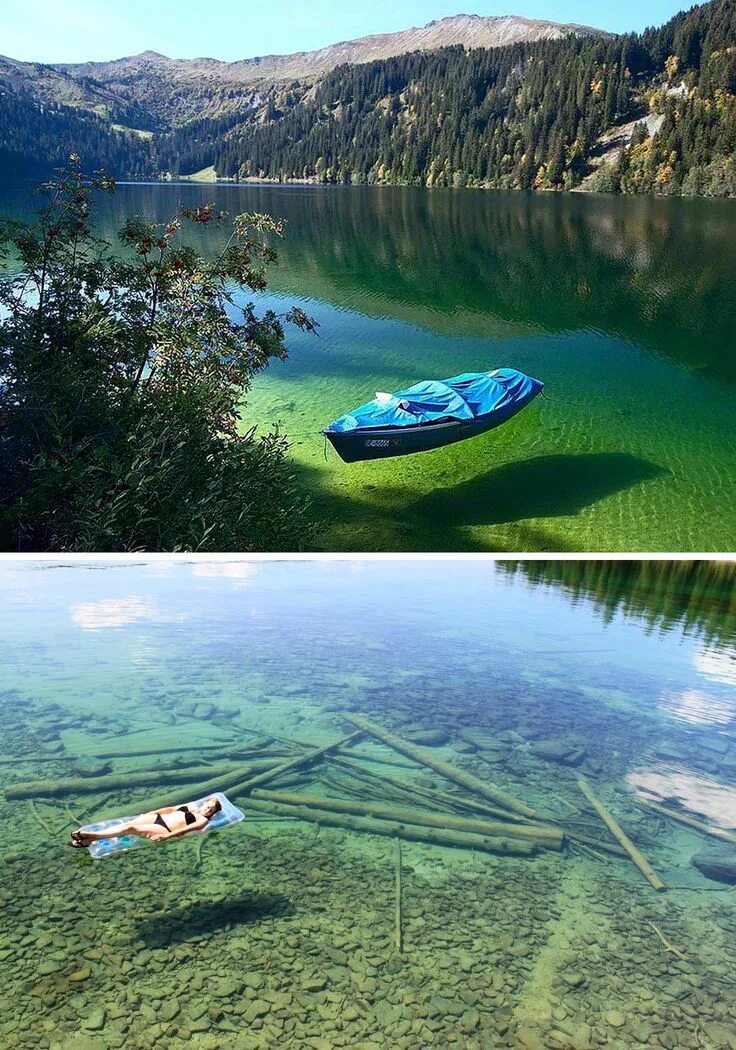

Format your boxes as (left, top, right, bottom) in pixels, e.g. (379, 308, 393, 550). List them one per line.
(128, 822, 170, 842)
(74, 821, 168, 844)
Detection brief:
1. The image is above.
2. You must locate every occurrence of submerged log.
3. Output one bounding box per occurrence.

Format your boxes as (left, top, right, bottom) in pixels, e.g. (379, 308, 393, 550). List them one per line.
(400, 778, 541, 823)
(83, 733, 362, 824)
(346, 750, 416, 771)
(243, 798, 536, 855)
(6, 741, 288, 770)
(220, 731, 365, 798)
(330, 758, 446, 812)
(577, 779, 666, 892)
(529, 740, 586, 767)
(395, 840, 403, 953)
(3, 761, 265, 801)
(0, 757, 114, 780)
(251, 790, 564, 850)
(333, 756, 536, 824)
(343, 714, 536, 818)
(93, 742, 268, 760)
(566, 832, 628, 858)
(635, 796, 736, 846)
(0, 756, 78, 766)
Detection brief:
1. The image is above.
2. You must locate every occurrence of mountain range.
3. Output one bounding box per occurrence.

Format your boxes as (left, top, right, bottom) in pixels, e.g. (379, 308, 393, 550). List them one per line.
(1, 2, 735, 197)
(2, 15, 605, 128)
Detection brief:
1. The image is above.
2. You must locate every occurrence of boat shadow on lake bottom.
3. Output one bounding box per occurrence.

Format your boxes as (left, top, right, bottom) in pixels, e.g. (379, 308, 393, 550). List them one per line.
(302, 451, 668, 552)
(409, 452, 667, 526)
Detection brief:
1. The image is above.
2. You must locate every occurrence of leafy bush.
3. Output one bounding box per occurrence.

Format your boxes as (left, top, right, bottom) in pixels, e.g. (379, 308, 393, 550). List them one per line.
(0, 159, 318, 551)
(585, 159, 622, 194)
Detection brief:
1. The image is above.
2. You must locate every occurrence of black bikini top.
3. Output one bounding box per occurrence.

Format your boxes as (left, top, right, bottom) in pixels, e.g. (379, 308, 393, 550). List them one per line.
(178, 805, 199, 826)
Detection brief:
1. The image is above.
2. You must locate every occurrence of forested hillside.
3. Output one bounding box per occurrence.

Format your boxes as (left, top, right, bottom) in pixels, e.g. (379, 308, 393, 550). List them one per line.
(214, 0, 736, 195)
(0, 94, 154, 176)
(1, 0, 736, 195)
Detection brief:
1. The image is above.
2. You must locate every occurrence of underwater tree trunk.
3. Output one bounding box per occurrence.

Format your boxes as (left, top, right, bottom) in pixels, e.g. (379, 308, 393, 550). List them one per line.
(251, 789, 564, 849)
(3, 761, 269, 800)
(242, 797, 537, 855)
(219, 731, 365, 798)
(80, 733, 364, 822)
(577, 778, 666, 891)
(565, 832, 627, 857)
(343, 714, 536, 818)
(93, 742, 280, 760)
(332, 756, 543, 829)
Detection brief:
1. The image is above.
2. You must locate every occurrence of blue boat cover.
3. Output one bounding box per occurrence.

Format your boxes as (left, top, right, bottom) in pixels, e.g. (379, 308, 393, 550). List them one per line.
(325, 368, 543, 433)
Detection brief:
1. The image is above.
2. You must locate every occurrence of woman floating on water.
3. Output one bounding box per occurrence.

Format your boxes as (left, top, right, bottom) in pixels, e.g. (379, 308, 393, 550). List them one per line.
(69, 796, 222, 848)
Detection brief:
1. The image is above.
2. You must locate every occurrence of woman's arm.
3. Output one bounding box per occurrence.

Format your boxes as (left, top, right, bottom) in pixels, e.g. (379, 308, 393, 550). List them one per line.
(171, 816, 209, 837)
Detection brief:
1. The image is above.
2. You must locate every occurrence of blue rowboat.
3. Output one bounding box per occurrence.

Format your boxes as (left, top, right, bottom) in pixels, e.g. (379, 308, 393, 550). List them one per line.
(323, 368, 544, 463)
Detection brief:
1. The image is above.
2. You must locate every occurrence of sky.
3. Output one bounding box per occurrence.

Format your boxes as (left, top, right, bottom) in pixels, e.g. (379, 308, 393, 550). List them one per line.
(1, 0, 691, 64)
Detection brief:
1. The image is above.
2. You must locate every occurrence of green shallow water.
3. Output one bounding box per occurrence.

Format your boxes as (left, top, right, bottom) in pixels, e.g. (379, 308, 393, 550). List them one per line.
(2, 180, 736, 551)
(1, 559, 736, 1049)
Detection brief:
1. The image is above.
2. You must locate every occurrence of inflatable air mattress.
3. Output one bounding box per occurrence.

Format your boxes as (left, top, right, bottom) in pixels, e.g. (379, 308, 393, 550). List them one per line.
(78, 792, 244, 859)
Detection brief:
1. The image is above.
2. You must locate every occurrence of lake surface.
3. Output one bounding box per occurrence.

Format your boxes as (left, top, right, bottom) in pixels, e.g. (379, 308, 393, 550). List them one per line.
(2, 180, 736, 552)
(1, 558, 735, 1049)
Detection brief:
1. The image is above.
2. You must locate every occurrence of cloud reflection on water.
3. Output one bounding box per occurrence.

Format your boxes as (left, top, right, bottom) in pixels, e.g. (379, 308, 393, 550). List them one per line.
(629, 764, 736, 829)
(693, 646, 736, 686)
(658, 687, 736, 727)
(69, 596, 157, 631)
(191, 562, 259, 586)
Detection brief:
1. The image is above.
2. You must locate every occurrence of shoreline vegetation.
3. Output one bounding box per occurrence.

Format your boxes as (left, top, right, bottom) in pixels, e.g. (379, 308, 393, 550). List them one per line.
(176, 0, 736, 200)
(0, 162, 318, 553)
(171, 170, 736, 199)
(502, 560, 736, 647)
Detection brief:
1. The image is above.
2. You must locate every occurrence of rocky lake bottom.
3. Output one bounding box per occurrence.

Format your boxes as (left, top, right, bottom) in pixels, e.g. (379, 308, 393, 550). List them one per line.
(2, 685, 736, 1049)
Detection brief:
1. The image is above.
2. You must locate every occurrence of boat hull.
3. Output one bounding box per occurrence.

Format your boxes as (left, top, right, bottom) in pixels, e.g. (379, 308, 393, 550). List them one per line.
(324, 397, 535, 463)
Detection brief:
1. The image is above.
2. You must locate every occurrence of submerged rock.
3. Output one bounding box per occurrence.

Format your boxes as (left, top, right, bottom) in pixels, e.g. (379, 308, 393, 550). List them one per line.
(72, 760, 113, 778)
(159, 997, 180, 1022)
(701, 1020, 736, 1049)
(516, 1024, 546, 1050)
(302, 976, 327, 992)
(243, 999, 271, 1023)
(403, 728, 451, 747)
(458, 729, 503, 751)
(529, 739, 586, 766)
(453, 740, 477, 754)
(80, 1008, 106, 1031)
(692, 850, 736, 884)
(570, 1021, 594, 1048)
